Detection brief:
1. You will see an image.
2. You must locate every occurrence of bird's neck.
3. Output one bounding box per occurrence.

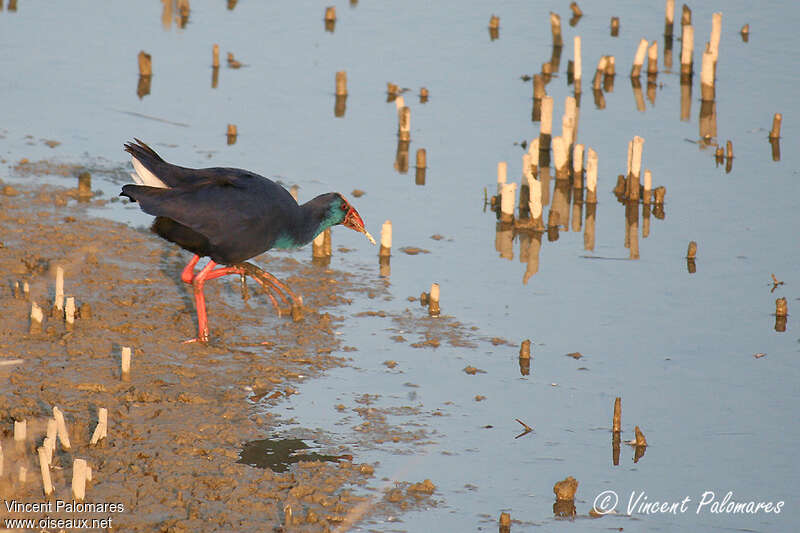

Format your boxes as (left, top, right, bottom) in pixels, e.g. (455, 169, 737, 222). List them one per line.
(273, 195, 339, 249)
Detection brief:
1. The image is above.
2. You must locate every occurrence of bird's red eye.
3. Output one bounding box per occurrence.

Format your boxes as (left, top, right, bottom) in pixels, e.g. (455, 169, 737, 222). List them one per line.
(341, 202, 348, 211)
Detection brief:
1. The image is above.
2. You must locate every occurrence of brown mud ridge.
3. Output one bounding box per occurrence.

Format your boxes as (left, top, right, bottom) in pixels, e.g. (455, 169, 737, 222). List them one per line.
(0, 181, 435, 531)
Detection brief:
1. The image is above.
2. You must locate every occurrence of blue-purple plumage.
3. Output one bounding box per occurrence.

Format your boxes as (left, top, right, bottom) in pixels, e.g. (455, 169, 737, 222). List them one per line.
(120, 139, 363, 264)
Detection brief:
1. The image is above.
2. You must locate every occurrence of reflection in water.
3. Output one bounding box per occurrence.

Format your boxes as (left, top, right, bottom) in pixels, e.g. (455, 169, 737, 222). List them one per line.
(569, 2, 582, 27)
(482, 129, 684, 280)
(178, 0, 190, 28)
(625, 201, 639, 259)
(394, 139, 410, 174)
(725, 140, 733, 174)
(477, 8, 727, 281)
(549, 179, 569, 234)
(740, 23, 750, 42)
(532, 74, 544, 121)
(571, 189, 582, 232)
(584, 203, 596, 251)
(161, 0, 172, 29)
(386, 83, 399, 103)
(137, 51, 152, 99)
(488, 15, 499, 41)
(769, 115, 783, 159)
(539, 166, 551, 206)
(334, 94, 347, 118)
(664, 36, 674, 71)
(647, 77, 657, 106)
(415, 166, 426, 185)
(397, 104, 410, 139)
(631, 77, 645, 112)
(495, 222, 513, 260)
(237, 438, 348, 473)
(379, 255, 390, 277)
(136, 75, 151, 99)
(518, 357, 530, 376)
(553, 500, 576, 518)
(161, 0, 190, 30)
(523, 231, 542, 283)
(633, 444, 647, 463)
(612, 432, 621, 466)
(680, 75, 692, 121)
(226, 124, 237, 145)
(769, 138, 781, 162)
(774, 297, 787, 332)
(324, 6, 336, 33)
(486, 131, 675, 278)
(699, 100, 717, 144)
(592, 87, 605, 110)
(77, 172, 92, 202)
(489, 162, 598, 283)
(552, 476, 577, 518)
(415, 148, 427, 185)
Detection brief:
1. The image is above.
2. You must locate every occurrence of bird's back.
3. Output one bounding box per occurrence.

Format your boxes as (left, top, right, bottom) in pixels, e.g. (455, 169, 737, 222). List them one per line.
(122, 141, 301, 264)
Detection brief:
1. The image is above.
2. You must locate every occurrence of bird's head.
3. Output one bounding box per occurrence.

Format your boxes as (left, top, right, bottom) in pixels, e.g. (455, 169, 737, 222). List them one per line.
(329, 193, 376, 244)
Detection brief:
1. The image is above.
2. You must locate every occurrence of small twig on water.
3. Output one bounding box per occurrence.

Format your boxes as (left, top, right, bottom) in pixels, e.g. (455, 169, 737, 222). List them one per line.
(770, 273, 784, 293)
(515, 418, 533, 439)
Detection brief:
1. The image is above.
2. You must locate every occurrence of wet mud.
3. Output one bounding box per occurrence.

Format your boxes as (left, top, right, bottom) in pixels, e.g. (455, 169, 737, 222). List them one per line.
(0, 181, 437, 531)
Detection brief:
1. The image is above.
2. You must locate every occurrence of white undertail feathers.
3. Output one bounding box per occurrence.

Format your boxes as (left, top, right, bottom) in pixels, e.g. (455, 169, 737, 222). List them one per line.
(130, 156, 168, 188)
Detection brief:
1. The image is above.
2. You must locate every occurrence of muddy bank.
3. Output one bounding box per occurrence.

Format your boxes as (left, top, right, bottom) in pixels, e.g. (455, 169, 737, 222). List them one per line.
(0, 181, 423, 531)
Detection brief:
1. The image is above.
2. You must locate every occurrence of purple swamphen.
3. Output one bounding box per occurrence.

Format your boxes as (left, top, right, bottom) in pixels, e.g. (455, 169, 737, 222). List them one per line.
(120, 139, 374, 343)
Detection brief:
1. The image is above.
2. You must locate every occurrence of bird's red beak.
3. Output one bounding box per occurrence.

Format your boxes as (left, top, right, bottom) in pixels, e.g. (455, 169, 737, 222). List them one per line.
(343, 206, 376, 244)
(343, 206, 365, 232)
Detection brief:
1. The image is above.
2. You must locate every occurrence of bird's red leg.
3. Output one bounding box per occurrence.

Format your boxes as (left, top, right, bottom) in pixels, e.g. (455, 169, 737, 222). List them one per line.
(183, 261, 302, 343)
(181, 254, 201, 284)
(184, 260, 218, 343)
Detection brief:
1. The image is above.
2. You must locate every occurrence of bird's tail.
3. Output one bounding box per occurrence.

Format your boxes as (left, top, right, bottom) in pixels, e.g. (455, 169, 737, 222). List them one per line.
(124, 139, 168, 188)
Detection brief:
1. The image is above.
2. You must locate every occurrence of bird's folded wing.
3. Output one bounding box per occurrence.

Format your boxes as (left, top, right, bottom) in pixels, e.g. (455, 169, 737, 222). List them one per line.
(121, 184, 275, 248)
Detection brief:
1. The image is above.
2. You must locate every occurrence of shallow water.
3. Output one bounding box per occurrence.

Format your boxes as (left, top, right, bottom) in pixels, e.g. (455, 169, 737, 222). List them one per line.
(2, 1, 799, 531)
(237, 438, 346, 473)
